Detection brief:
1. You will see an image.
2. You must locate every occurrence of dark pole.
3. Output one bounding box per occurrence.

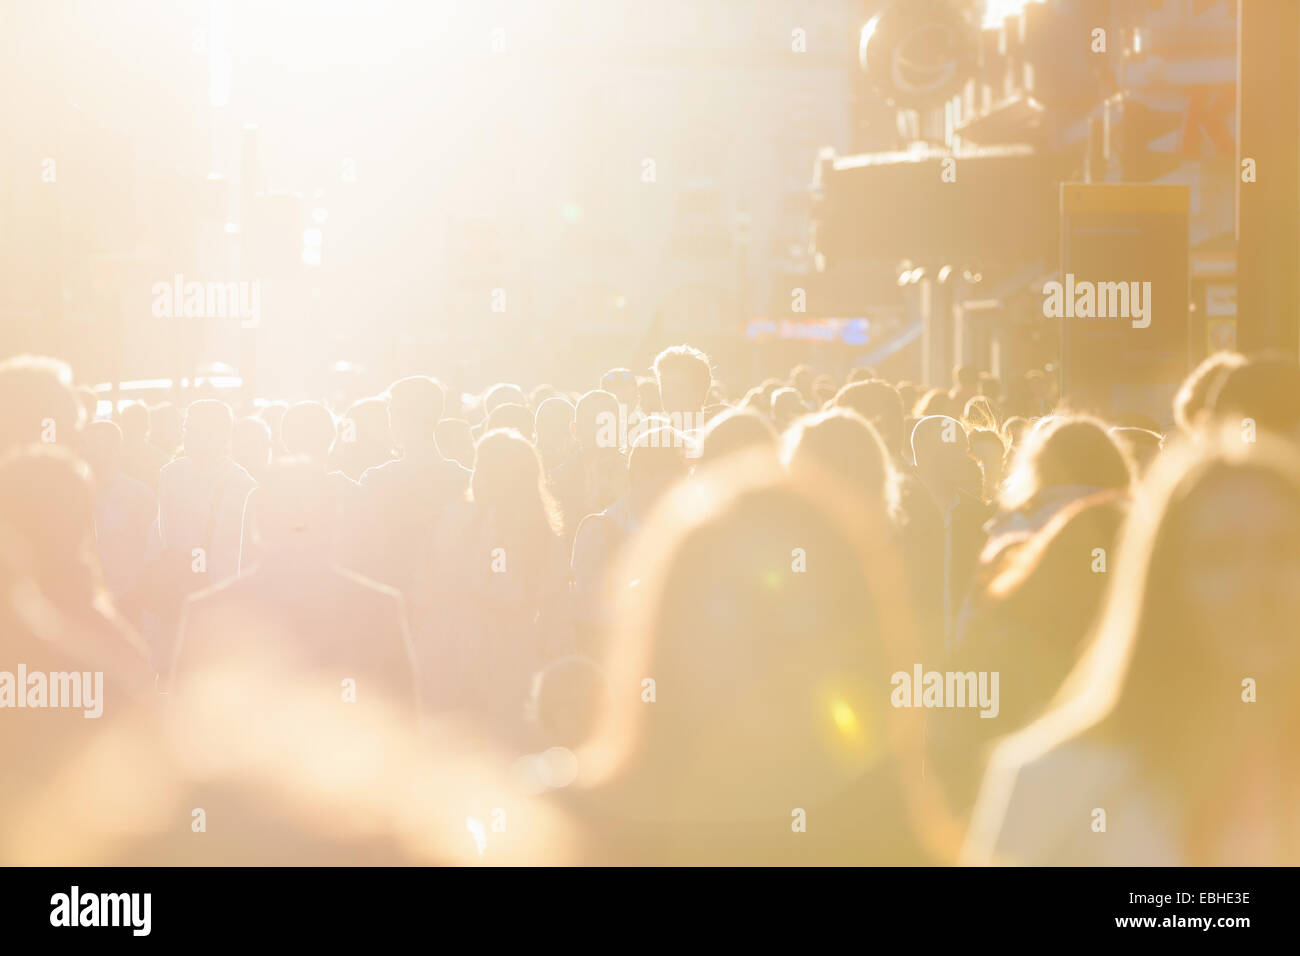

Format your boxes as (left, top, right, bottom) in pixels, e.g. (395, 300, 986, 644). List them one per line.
(1236, 0, 1300, 356)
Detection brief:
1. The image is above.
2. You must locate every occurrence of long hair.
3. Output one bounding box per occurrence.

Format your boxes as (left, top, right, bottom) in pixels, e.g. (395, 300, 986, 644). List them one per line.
(999, 414, 1132, 512)
(968, 431, 1300, 863)
(573, 452, 959, 863)
(470, 428, 562, 537)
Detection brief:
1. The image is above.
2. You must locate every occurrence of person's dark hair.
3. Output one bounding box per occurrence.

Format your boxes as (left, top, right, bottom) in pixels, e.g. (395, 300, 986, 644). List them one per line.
(387, 376, 445, 449)
(958, 491, 1130, 736)
(484, 382, 528, 414)
(963, 395, 998, 431)
(182, 400, 235, 460)
(588, 459, 926, 863)
(1109, 426, 1163, 474)
(486, 403, 535, 442)
(574, 389, 620, 452)
(534, 397, 576, 461)
(1001, 415, 1029, 449)
(342, 396, 391, 444)
(1000, 416, 1132, 512)
(834, 380, 904, 459)
(257, 401, 289, 449)
(970, 434, 1300, 867)
(0, 355, 82, 454)
(1174, 351, 1244, 434)
(636, 378, 661, 415)
(471, 428, 562, 536)
(914, 387, 955, 419)
(281, 401, 337, 460)
(1206, 351, 1300, 438)
(433, 419, 474, 468)
(600, 368, 638, 410)
(698, 407, 777, 465)
(81, 419, 124, 483)
(783, 408, 897, 517)
(0, 445, 100, 609)
(911, 415, 970, 474)
(118, 402, 150, 443)
(652, 345, 712, 414)
(149, 402, 183, 455)
(770, 387, 805, 430)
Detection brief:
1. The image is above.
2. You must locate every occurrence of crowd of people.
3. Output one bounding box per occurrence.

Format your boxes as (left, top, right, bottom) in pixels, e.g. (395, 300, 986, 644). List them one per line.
(2, 343, 1298, 865)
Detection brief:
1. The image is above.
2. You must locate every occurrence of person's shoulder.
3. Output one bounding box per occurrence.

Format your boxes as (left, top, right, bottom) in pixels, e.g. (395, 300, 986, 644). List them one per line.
(220, 457, 256, 489)
(331, 564, 401, 598)
(327, 469, 360, 489)
(430, 455, 471, 491)
(328, 567, 407, 621)
(575, 503, 619, 537)
(159, 455, 191, 479)
(359, 457, 400, 487)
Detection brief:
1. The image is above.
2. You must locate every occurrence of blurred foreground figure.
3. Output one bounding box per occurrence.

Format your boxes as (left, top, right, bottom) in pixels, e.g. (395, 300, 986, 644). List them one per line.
(81, 420, 155, 624)
(172, 458, 418, 722)
(146, 400, 255, 670)
(355, 377, 469, 624)
(0, 355, 83, 454)
(964, 432, 1300, 865)
(562, 456, 944, 864)
(0, 447, 152, 690)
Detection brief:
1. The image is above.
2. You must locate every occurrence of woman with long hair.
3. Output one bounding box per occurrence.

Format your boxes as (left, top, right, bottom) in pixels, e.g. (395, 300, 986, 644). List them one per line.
(423, 428, 571, 744)
(984, 414, 1132, 560)
(562, 453, 957, 864)
(964, 431, 1300, 865)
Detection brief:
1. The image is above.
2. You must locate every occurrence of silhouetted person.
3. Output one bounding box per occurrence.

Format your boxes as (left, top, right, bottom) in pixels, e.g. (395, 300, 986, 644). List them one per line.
(329, 396, 394, 479)
(1206, 351, 1300, 442)
(486, 402, 535, 441)
(433, 418, 474, 470)
(653, 344, 711, 419)
(148, 402, 183, 459)
(147, 400, 254, 669)
(0, 355, 82, 454)
(1174, 350, 1244, 436)
(783, 408, 897, 519)
(571, 427, 689, 655)
(232, 415, 272, 485)
(241, 401, 359, 574)
(599, 368, 639, 414)
(770, 386, 806, 431)
(967, 434, 1300, 865)
(0, 446, 152, 689)
(567, 461, 935, 864)
(82, 420, 155, 625)
(549, 389, 628, 537)
(423, 429, 572, 745)
(535, 396, 577, 477)
(156, 399, 255, 589)
(173, 457, 418, 723)
(697, 406, 777, 467)
(257, 400, 289, 453)
(906, 415, 990, 654)
(118, 401, 169, 490)
(356, 377, 469, 628)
